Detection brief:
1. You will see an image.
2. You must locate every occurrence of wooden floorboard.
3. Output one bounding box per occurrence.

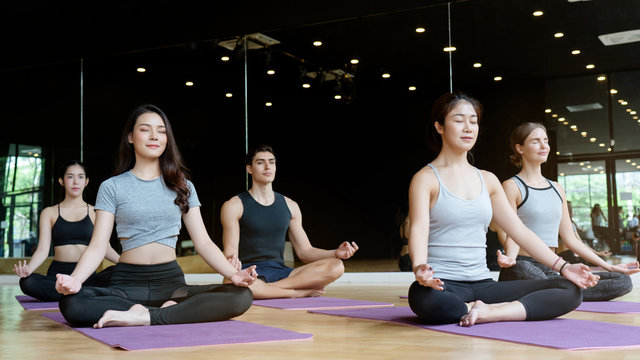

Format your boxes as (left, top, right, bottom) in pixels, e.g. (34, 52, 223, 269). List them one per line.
(3, 272, 640, 360)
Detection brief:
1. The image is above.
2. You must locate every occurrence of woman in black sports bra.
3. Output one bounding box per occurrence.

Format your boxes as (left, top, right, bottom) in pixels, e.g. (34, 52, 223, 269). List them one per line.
(13, 160, 120, 301)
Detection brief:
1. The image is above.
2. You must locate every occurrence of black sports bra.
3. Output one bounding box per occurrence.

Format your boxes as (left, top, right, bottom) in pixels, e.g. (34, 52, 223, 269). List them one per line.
(51, 204, 94, 247)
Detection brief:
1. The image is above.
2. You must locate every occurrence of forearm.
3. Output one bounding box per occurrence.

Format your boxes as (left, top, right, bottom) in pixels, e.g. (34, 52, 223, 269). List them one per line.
(105, 246, 120, 263)
(26, 249, 50, 273)
(71, 245, 107, 282)
(568, 238, 612, 270)
(296, 246, 335, 263)
(503, 238, 520, 259)
(195, 241, 239, 279)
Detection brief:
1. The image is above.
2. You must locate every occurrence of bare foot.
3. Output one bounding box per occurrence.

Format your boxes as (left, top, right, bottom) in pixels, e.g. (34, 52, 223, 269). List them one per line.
(94, 304, 151, 328)
(459, 300, 490, 327)
(161, 300, 177, 308)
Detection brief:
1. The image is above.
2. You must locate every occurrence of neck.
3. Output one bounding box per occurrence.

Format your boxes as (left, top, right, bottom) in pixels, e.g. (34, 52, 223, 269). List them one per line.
(432, 146, 470, 168)
(60, 195, 85, 207)
(131, 158, 162, 180)
(249, 182, 274, 201)
(518, 161, 544, 182)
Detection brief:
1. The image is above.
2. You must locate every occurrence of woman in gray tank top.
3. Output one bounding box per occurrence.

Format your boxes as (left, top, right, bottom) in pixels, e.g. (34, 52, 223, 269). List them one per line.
(407, 92, 599, 326)
(497, 122, 637, 300)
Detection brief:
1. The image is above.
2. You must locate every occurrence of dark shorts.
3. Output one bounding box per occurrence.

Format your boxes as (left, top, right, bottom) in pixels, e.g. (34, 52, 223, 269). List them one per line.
(243, 261, 293, 283)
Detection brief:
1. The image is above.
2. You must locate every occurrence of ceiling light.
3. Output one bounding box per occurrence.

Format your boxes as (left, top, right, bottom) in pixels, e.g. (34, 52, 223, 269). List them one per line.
(597, 76, 606, 81)
(302, 83, 311, 89)
(610, 89, 618, 94)
(566, 102, 603, 112)
(598, 29, 640, 46)
(350, 59, 359, 64)
(626, 159, 632, 163)
(590, 137, 596, 142)
(221, 56, 230, 62)
(265, 102, 273, 107)
(554, 32, 564, 38)
(415, 27, 426, 33)
(334, 95, 342, 100)
(443, 46, 457, 52)
(556, 152, 560, 156)
(494, 76, 503, 81)
(581, 132, 587, 137)
(627, 109, 632, 112)
(599, 143, 606, 147)
(136, 67, 146, 73)
(632, 111, 637, 115)
(473, 63, 482, 68)
(313, 41, 323, 46)
(571, 50, 581, 55)
(634, 116, 639, 120)
(559, 117, 566, 121)
(545, 109, 552, 113)
(563, 121, 569, 125)
(587, 165, 592, 168)
(533, 10, 543, 16)
(580, 162, 585, 166)
(560, 172, 565, 176)
(621, 101, 628, 105)
(266, 69, 275, 75)
(408, 86, 417, 91)
(225, 93, 233, 98)
(586, 64, 595, 69)
(570, 125, 577, 129)
(185, 81, 194, 87)
(382, 73, 391, 79)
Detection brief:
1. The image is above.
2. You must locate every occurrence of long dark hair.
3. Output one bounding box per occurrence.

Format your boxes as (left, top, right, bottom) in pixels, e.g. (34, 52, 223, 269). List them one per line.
(426, 91, 484, 154)
(58, 160, 87, 201)
(115, 104, 192, 213)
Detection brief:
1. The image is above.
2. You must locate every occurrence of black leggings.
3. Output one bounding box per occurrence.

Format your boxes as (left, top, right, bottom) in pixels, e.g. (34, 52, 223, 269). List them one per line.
(19, 260, 114, 302)
(499, 255, 633, 301)
(59, 261, 253, 327)
(408, 277, 582, 325)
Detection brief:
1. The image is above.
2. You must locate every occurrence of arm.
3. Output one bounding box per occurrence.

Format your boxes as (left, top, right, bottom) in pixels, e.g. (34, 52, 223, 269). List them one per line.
(183, 206, 256, 286)
(56, 210, 115, 294)
(286, 198, 358, 263)
(221, 197, 242, 259)
(14, 207, 54, 277)
(500, 179, 522, 260)
(485, 171, 598, 289)
(407, 169, 443, 290)
(88, 206, 119, 264)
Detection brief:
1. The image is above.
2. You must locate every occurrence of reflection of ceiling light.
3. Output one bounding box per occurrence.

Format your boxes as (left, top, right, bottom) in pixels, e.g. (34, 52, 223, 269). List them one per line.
(590, 137, 597, 142)
(554, 32, 564, 38)
(221, 56, 230, 62)
(597, 76, 606, 81)
(302, 83, 311, 88)
(598, 29, 640, 46)
(415, 27, 426, 33)
(473, 63, 482, 68)
(545, 109, 552, 113)
(610, 89, 618, 94)
(185, 81, 194, 87)
(382, 73, 391, 79)
(494, 76, 503, 81)
(533, 10, 543, 16)
(408, 86, 417, 91)
(225, 93, 233, 98)
(350, 59, 359, 64)
(571, 50, 581, 55)
(566, 102, 603, 112)
(443, 46, 457, 52)
(586, 64, 595, 69)
(136, 67, 146, 73)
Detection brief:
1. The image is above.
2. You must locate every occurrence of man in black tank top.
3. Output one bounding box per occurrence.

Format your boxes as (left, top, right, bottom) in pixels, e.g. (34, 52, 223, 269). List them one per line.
(221, 145, 359, 299)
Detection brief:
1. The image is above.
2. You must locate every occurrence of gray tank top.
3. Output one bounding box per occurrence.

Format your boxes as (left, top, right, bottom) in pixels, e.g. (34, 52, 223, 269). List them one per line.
(427, 164, 493, 281)
(512, 175, 563, 247)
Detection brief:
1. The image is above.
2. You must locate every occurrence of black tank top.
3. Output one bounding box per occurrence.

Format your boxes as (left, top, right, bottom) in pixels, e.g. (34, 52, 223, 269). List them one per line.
(238, 191, 291, 264)
(51, 204, 93, 247)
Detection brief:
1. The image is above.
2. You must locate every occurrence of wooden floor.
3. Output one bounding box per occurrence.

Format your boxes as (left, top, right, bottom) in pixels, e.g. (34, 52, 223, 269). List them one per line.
(3, 270, 640, 360)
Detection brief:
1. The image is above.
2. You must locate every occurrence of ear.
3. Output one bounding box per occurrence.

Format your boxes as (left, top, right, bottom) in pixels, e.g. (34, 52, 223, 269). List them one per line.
(434, 121, 444, 135)
(515, 144, 523, 154)
(246, 164, 253, 175)
(85, 177, 89, 186)
(58, 178, 64, 187)
(128, 132, 133, 144)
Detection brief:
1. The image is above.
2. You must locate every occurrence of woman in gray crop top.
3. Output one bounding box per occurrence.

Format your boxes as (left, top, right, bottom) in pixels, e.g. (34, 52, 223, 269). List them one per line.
(407, 92, 598, 326)
(497, 122, 637, 301)
(55, 104, 256, 328)
(13, 160, 119, 301)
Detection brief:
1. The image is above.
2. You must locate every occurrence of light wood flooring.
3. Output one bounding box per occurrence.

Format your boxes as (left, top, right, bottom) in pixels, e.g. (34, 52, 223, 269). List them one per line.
(3, 269, 640, 360)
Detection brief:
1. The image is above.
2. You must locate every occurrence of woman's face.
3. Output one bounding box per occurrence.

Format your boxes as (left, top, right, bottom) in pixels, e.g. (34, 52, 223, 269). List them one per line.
(436, 100, 479, 151)
(128, 112, 168, 160)
(518, 127, 550, 164)
(58, 164, 88, 198)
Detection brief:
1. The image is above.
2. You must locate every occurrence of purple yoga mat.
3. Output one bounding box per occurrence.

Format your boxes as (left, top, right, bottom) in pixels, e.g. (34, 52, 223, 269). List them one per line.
(42, 312, 312, 350)
(15, 295, 59, 310)
(309, 306, 640, 350)
(252, 296, 394, 310)
(576, 301, 640, 314)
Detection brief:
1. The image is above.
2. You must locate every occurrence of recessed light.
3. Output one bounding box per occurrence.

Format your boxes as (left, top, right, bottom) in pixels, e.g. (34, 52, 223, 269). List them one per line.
(408, 86, 417, 91)
(621, 101, 628, 105)
(185, 81, 194, 87)
(570, 125, 577, 129)
(221, 56, 230, 62)
(265, 102, 273, 107)
(632, 111, 637, 115)
(334, 95, 342, 100)
(443, 46, 457, 52)
(597, 76, 606, 81)
(556, 152, 560, 156)
(533, 10, 543, 16)
(626, 159, 632, 163)
(545, 109, 552, 113)
(136, 67, 146, 73)
(559, 117, 566, 121)
(563, 121, 569, 125)
(581, 132, 587, 137)
(634, 116, 639, 120)
(350, 59, 359, 64)
(415, 27, 426, 33)
(571, 50, 581, 55)
(627, 109, 632, 112)
(382, 73, 391, 79)
(494, 76, 503, 81)
(610, 89, 618, 94)
(554, 32, 564, 38)
(266, 69, 276, 75)
(552, 114, 558, 118)
(473, 63, 482, 68)
(590, 137, 596, 142)
(560, 172, 564, 176)
(225, 93, 233, 98)
(599, 143, 606, 147)
(302, 83, 311, 89)
(313, 41, 323, 46)
(586, 64, 595, 69)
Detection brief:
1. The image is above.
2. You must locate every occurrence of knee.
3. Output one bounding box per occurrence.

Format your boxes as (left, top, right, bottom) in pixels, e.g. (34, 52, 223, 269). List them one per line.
(18, 275, 35, 294)
(408, 281, 465, 324)
(227, 286, 253, 316)
(59, 294, 89, 326)
(323, 258, 345, 280)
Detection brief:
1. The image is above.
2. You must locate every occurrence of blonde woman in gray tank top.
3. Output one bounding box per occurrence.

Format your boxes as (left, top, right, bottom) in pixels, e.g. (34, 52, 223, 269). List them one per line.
(497, 122, 638, 301)
(407, 92, 599, 326)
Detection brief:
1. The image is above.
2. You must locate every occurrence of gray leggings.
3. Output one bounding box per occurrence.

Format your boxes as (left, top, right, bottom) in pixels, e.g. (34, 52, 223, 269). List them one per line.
(499, 255, 633, 301)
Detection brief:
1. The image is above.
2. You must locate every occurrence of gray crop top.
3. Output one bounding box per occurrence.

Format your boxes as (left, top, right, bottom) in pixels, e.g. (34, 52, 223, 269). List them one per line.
(95, 171, 201, 251)
(427, 164, 493, 281)
(512, 175, 562, 248)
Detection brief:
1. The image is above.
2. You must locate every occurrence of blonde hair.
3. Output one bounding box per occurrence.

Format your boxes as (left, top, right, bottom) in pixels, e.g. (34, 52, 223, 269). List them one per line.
(509, 122, 547, 168)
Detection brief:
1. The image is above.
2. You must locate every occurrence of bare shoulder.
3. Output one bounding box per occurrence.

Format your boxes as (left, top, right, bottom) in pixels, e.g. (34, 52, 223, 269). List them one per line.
(283, 196, 301, 213)
(40, 205, 57, 219)
(221, 196, 243, 217)
(479, 170, 502, 192)
(411, 165, 437, 186)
